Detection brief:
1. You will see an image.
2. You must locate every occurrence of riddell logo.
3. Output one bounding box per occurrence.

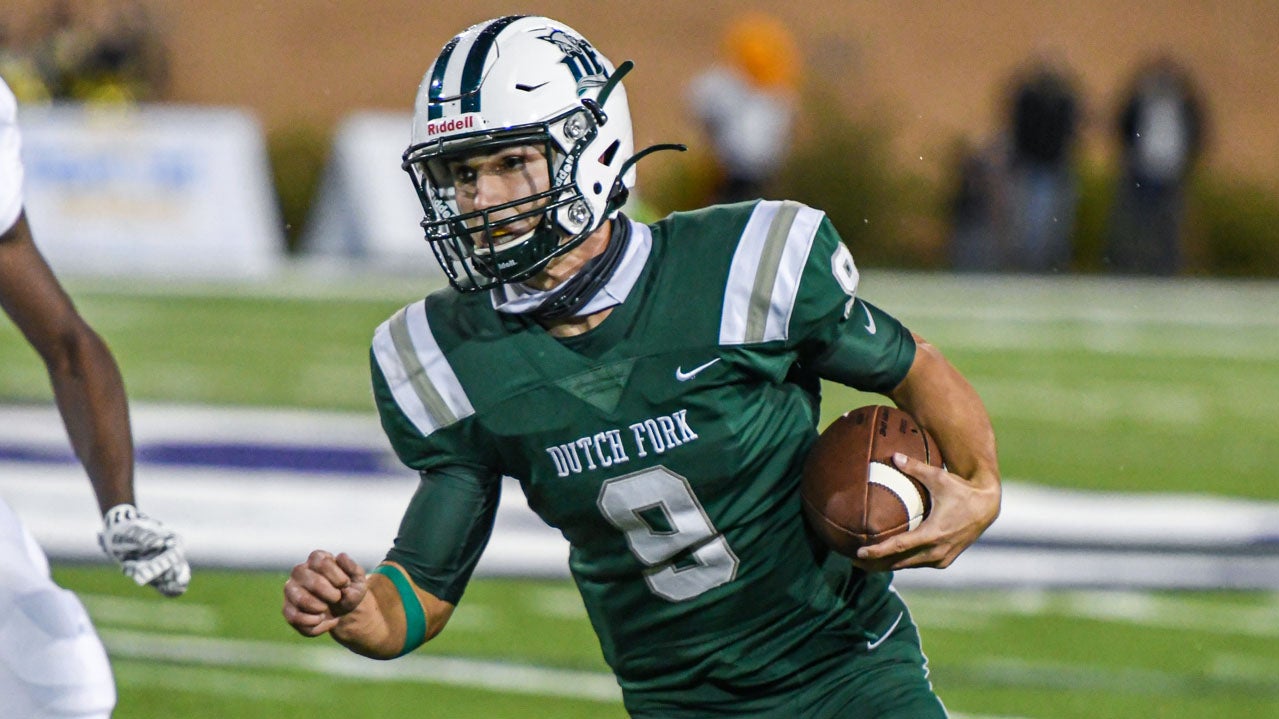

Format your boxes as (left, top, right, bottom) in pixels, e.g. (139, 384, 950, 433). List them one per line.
(424, 114, 478, 138)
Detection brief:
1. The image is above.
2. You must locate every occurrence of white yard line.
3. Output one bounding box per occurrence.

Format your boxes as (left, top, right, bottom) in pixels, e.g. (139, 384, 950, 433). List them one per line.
(79, 593, 221, 633)
(63, 271, 1279, 330)
(7, 401, 1279, 589)
(101, 629, 624, 703)
(111, 661, 320, 702)
(904, 588, 1279, 638)
(102, 628, 1030, 717)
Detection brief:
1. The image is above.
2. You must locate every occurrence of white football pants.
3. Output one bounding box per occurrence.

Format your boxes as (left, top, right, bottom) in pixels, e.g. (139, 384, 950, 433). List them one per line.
(0, 498, 115, 718)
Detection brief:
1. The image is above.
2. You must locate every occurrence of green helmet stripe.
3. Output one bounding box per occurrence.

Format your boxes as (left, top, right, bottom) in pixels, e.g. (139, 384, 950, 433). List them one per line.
(460, 15, 525, 114)
(426, 38, 459, 120)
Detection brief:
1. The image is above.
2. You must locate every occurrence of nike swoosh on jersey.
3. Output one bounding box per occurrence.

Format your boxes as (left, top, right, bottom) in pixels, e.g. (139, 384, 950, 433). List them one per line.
(675, 358, 722, 382)
(866, 611, 904, 651)
(860, 300, 877, 335)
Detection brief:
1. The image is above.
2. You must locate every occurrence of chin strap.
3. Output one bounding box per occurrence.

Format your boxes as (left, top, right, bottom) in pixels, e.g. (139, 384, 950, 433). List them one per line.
(604, 143, 687, 217)
(530, 215, 632, 321)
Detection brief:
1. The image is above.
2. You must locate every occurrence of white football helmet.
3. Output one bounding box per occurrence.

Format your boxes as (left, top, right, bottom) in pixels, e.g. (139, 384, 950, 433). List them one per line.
(403, 16, 640, 292)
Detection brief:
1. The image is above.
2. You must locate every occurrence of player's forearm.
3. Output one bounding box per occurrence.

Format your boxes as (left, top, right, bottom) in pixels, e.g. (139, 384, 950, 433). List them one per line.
(890, 336, 1000, 492)
(48, 323, 136, 513)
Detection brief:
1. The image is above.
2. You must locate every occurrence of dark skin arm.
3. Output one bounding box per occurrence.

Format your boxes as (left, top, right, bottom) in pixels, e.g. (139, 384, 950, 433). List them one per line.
(855, 332, 1001, 571)
(0, 211, 135, 513)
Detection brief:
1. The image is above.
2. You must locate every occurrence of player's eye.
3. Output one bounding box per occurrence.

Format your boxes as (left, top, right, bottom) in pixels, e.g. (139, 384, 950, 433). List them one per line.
(451, 164, 477, 187)
(499, 154, 527, 172)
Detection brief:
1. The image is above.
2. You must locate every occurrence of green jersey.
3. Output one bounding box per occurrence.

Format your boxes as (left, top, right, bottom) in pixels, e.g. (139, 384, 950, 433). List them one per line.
(370, 200, 917, 709)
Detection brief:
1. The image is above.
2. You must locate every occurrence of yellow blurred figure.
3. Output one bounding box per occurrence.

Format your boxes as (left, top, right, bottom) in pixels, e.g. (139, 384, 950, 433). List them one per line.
(688, 12, 803, 203)
(723, 11, 800, 91)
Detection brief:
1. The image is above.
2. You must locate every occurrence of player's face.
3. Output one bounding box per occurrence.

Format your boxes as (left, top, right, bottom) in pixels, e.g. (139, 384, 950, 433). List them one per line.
(445, 144, 550, 249)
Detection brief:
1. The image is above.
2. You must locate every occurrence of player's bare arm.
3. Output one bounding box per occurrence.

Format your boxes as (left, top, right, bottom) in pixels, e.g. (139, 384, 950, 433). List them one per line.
(0, 212, 135, 512)
(1, 212, 191, 595)
(859, 333, 1001, 571)
(283, 551, 455, 660)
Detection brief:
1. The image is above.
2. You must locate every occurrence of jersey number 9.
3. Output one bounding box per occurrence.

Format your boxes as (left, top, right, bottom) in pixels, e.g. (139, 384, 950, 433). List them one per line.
(597, 467, 740, 602)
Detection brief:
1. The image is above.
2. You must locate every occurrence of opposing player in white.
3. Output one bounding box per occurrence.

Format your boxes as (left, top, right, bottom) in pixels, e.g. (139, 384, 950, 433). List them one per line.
(0, 76, 190, 718)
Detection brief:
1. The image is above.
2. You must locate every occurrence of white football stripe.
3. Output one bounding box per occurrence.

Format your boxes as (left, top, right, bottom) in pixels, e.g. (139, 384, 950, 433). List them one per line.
(868, 462, 926, 530)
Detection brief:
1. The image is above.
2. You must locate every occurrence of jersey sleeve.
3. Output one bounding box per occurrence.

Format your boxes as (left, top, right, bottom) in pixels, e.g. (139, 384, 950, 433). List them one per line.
(370, 299, 503, 603)
(0, 78, 24, 234)
(383, 465, 501, 605)
(786, 211, 916, 393)
(716, 201, 914, 393)
(369, 299, 496, 473)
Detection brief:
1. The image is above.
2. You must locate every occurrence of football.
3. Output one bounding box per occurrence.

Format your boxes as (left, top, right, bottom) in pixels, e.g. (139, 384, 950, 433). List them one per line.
(800, 405, 943, 556)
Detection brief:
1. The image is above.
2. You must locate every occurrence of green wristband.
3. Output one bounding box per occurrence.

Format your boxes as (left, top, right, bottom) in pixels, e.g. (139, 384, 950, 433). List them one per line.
(371, 564, 428, 657)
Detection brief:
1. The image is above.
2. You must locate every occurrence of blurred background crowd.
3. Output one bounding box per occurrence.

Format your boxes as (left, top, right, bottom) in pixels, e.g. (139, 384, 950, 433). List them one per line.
(0, 0, 167, 104)
(1, 0, 1275, 279)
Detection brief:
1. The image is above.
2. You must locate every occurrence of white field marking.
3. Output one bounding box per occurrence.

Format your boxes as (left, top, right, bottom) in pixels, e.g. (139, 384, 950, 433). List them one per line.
(111, 660, 320, 702)
(968, 656, 1193, 694)
(100, 629, 623, 703)
(858, 273, 1279, 330)
(968, 372, 1279, 428)
(1057, 590, 1279, 637)
(79, 593, 220, 633)
(103, 629, 1031, 717)
(65, 271, 1279, 329)
(912, 302, 1279, 331)
(63, 266, 449, 303)
(903, 589, 1279, 638)
(907, 611, 996, 633)
(968, 376, 1207, 426)
(1209, 653, 1279, 684)
(433, 604, 498, 631)
(932, 324, 1279, 362)
(968, 654, 1279, 694)
(62, 272, 1279, 359)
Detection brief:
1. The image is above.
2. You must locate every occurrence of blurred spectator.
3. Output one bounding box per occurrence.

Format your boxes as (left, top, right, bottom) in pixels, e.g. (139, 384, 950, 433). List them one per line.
(687, 11, 800, 204)
(0, 22, 53, 102)
(1104, 57, 1205, 275)
(947, 138, 1009, 272)
(19, 0, 168, 104)
(1003, 58, 1081, 273)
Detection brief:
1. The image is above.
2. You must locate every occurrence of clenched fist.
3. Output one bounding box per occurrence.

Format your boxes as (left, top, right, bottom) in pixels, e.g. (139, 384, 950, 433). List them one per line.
(282, 550, 368, 637)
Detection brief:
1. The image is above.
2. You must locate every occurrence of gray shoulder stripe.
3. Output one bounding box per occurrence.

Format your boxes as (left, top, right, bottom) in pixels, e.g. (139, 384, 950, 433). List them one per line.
(372, 301, 474, 438)
(745, 201, 801, 343)
(388, 307, 457, 429)
(720, 200, 824, 345)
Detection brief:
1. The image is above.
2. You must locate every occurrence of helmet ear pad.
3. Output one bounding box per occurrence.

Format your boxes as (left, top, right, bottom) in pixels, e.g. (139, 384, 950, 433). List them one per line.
(403, 16, 637, 292)
(548, 85, 635, 236)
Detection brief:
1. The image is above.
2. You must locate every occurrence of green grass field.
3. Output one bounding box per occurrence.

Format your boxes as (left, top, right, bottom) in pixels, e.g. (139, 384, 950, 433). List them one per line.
(4, 271, 1278, 717)
(53, 566, 1279, 719)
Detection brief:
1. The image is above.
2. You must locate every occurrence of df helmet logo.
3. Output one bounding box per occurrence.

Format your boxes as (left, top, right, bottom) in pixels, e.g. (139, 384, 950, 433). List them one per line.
(537, 30, 609, 95)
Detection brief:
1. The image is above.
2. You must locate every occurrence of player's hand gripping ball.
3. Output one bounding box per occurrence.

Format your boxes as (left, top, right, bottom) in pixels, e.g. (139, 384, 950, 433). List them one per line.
(800, 405, 943, 556)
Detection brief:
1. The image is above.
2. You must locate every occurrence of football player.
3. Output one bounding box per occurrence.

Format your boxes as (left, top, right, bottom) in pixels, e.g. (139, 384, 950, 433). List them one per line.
(1, 76, 190, 718)
(283, 16, 999, 718)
